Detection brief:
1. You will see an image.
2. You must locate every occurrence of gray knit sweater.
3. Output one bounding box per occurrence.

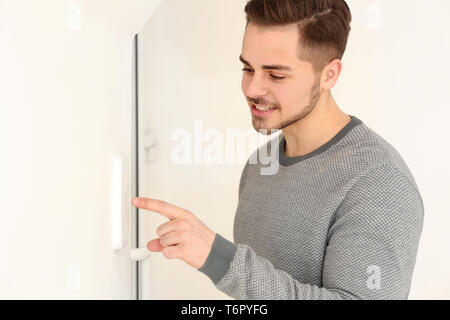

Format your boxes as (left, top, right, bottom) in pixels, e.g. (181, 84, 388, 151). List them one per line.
(198, 115, 424, 300)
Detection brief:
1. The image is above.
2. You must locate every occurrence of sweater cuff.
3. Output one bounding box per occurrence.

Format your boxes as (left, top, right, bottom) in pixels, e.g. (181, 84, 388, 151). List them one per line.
(197, 233, 237, 284)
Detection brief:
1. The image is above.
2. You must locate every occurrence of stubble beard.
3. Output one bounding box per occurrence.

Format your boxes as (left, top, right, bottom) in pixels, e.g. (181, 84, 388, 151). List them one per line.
(252, 76, 322, 136)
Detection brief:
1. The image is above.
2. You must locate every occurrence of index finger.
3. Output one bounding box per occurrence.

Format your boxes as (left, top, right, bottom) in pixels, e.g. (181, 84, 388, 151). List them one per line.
(132, 197, 188, 220)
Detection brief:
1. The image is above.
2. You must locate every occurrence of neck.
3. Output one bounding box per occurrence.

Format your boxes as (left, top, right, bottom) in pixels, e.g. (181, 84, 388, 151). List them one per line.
(281, 91, 351, 158)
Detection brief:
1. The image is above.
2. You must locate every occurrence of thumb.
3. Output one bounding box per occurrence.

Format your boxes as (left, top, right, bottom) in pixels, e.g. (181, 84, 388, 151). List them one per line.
(147, 238, 163, 252)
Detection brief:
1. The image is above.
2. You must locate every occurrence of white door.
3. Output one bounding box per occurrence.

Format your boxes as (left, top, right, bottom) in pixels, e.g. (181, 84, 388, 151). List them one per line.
(135, 0, 254, 299)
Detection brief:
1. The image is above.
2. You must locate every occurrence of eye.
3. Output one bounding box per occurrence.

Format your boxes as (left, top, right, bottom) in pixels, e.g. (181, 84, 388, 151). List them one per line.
(241, 68, 285, 81)
(270, 74, 285, 80)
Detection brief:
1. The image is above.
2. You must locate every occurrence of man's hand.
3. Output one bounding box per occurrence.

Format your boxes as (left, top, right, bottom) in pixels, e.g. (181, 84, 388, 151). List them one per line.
(131, 197, 216, 269)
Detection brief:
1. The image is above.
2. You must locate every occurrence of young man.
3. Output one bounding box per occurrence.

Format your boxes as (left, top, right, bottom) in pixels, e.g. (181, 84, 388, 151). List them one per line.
(132, 0, 424, 299)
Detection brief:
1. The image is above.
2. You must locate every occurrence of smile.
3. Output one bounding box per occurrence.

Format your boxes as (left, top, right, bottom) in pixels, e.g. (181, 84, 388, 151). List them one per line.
(250, 104, 278, 116)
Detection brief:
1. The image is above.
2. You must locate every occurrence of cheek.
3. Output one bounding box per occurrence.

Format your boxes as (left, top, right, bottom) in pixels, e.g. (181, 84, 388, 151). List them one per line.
(274, 84, 308, 110)
(271, 86, 289, 107)
(241, 76, 248, 93)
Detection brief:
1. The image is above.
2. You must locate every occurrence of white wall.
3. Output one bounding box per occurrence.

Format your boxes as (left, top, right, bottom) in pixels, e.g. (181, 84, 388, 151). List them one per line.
(137, 0, 450, 300)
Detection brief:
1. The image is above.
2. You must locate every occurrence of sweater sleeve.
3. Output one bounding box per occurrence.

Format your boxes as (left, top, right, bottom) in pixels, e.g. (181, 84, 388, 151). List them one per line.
(198, 165, 424, 300)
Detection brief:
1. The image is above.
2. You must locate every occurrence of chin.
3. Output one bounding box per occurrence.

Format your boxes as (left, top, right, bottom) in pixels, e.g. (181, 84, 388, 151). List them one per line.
(252, 124, 276, 136)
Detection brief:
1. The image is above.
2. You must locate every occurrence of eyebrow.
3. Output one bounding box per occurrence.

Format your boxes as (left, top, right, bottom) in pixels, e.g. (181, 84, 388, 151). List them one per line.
(239, 55, 293, 72)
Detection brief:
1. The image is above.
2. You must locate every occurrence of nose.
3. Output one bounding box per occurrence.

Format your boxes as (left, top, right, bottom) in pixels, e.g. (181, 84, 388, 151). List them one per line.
(243, 73, 269, 100)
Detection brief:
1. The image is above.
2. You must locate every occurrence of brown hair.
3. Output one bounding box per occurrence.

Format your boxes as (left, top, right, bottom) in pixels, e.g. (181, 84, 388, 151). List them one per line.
(244, 0, 352, 74)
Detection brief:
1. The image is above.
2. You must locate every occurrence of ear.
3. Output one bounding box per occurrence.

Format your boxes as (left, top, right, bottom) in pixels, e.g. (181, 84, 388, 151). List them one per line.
(321, 58, 342, 90)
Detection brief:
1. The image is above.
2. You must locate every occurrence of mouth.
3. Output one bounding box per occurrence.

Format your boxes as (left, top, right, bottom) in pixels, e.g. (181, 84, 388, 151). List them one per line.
(250, 103, 278, 116)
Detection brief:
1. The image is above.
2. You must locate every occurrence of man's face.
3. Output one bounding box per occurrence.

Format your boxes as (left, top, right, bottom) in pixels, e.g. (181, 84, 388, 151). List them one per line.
(241, 22, 322, 135)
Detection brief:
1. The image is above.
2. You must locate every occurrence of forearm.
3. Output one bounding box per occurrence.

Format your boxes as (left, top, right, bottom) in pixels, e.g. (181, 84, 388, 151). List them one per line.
(198, 234, 357, 300)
